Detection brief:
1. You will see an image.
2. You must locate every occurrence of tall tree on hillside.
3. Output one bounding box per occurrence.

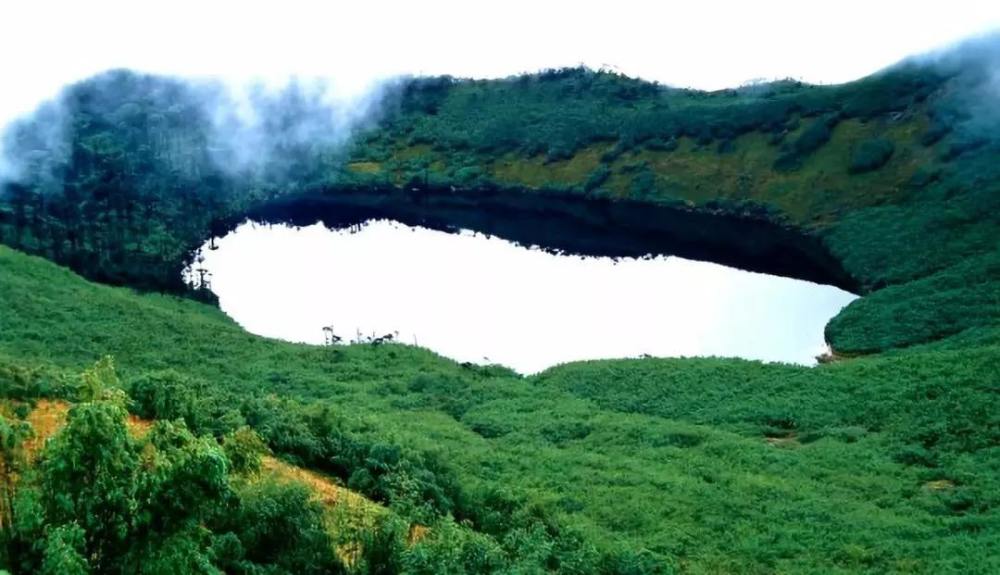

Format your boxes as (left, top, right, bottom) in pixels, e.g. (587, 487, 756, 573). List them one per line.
(40, 524, 90, 575)
(0, 416, 33, 530)
(39, 401, 139, 573)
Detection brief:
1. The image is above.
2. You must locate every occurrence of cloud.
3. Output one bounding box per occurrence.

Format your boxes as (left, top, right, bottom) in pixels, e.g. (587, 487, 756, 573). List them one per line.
(3, 1, 1000, 187)
(198, 76, 393, 177)
(0, 71, 395, 190)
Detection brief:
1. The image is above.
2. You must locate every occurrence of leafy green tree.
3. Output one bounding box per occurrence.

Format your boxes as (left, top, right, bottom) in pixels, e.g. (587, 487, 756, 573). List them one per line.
(39, 401, 138, 572)
(40, 523, 90, 575)
(214, 479, 344, 575)
(849, 138, 895, 173)
(129, 371, 244, 437)
(128, 370, 198, 422)
(78, 356, 123, 403)
(134, 421, 230, 532)
(402, 516, 507, 575)
(355, 515, 408, 575)
(222, 427, 269, 476)
(0, 416, 32, 531)
(132, 530, 221, 575)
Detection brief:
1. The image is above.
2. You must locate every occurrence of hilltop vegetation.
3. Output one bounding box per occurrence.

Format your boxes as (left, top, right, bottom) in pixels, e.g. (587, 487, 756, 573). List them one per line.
(0, 35, 999, 574)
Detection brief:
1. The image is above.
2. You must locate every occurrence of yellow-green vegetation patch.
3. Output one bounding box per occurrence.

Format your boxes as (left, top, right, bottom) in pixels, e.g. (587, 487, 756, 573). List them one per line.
(450, 109, 935, 227)
(599, 113, 935, 225)
(346, 161, 384, 174)
(489, 143, 610, 188)
(390, 142, 434, 160)
(262, 455, 385, 527)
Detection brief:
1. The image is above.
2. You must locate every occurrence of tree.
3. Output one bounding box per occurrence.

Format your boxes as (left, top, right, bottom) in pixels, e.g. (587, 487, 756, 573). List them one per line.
(214, 479, 345, 575)
(222, 427, 269, 476)
(134, 421, 230, 535)
(40, 523, 90, 575)
(0, 416, 32, 530)
(39, 401, 138, 572)
(78, 355, 122, 403)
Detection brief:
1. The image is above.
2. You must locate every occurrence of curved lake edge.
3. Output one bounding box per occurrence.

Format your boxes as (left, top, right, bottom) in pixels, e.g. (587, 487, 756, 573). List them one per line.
(193, 219, 858, 373)
(206, 183, 861, 294)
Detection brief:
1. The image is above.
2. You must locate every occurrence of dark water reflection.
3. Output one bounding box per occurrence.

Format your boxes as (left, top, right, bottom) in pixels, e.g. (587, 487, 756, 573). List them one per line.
(189, 220, 856, 373)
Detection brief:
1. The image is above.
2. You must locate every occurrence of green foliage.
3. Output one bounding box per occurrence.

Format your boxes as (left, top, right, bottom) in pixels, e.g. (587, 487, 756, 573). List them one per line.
(354, 515, 408, 575)
(40, 524, 89, 575)
(0, 415, 32, 554)
(129, 370, 245, 437)
(401, 516, 507, 574)
(773, 113, 838, 171)
(826, 249, 1000, 352)
(1, 247, 999, 573)
(138, 421, 230, 536)
(0, 361, 74, 401)
(381, 64, 941, 164)
(849, 138, 895, 173)
(0, 359, 359, 574)
(214, 479, 343, 575)
(583, 164, 612, 192)
(132, 530, 221, 575)
(39, 401, 139, 571)
(1, 39, 999, 573)
(628, 167, 657, 199)
(0, 53, 963, 299)
(78, 356, 121, 403)
(222, 427, 268, 476)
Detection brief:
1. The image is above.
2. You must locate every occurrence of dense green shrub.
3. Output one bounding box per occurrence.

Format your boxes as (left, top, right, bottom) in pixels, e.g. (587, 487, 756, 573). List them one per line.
(849, 138, 895, 173)
(826, 249, 1000, 353)
(128, 370, 244, 437)
(0, 361, 71, 401)
(214, 479, 344, 575)
(629, 169, 657, 198)
(583, 165, 612, 192)
(643, 136, 677, 152)
(773, 113, 839, 171)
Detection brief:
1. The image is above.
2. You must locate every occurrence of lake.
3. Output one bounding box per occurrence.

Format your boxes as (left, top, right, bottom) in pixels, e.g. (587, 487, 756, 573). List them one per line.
(188, 219, 857, 373)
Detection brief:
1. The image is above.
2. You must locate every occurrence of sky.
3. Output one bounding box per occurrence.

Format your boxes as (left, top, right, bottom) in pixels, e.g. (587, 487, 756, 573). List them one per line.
(2, 0, 1000, 128)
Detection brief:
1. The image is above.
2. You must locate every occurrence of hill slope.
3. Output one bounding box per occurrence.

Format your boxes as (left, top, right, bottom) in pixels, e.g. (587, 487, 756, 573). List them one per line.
(2, 243, 998, 573)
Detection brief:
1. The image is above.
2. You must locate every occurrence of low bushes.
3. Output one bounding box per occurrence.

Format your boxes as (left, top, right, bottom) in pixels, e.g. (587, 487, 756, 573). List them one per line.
(849, 138, 895, 173)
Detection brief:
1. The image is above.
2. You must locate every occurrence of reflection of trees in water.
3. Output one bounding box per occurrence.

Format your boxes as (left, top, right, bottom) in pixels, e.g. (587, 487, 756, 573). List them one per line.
(210, 185, 859, 294)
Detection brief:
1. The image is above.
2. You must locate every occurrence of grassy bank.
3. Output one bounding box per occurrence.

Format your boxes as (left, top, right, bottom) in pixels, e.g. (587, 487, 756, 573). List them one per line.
(2, 246, 998, 573)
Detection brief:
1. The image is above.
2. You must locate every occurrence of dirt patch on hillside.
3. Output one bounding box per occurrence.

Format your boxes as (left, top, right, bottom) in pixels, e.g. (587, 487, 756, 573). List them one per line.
(24, 399, 70, 459)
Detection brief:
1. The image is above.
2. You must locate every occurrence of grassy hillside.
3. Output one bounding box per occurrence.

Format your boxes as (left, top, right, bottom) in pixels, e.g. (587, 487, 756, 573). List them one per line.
(1, 35, 999, 574)
(2, 245, 998, 573)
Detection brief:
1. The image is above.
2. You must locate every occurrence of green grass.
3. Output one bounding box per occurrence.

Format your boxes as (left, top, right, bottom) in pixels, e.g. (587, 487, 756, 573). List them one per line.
(2, 245, 998, 573)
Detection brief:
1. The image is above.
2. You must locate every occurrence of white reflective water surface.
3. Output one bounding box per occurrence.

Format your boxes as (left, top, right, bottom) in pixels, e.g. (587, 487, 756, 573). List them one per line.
(191, 220, 857, 373)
